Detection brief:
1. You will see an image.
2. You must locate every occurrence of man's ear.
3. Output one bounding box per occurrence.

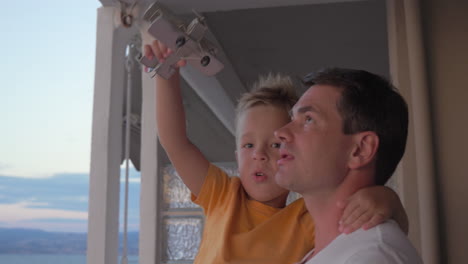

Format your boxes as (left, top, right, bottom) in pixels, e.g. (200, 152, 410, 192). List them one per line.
(348, 131, 379, 169)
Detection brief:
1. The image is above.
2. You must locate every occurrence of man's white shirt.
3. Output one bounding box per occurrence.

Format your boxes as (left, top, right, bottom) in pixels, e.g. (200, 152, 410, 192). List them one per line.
(296, 220, 423, 264)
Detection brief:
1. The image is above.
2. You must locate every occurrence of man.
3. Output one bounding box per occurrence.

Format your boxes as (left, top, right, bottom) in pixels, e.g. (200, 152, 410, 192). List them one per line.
(275, 68, 423, 263)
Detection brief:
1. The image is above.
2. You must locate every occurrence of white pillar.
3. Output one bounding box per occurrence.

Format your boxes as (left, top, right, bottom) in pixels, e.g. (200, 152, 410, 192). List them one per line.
(87, 6, 137, 264)
(138, 29, 161, 264)
(386, 0, 440, 263)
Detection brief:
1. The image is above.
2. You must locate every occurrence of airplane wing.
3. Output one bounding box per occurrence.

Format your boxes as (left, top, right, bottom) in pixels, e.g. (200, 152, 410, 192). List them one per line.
(147, 14, 183, 52)
(186, 49, 224, 76)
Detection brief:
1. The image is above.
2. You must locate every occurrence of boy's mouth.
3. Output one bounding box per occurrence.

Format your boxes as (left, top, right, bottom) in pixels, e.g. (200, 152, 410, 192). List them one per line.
(253, 171, 268, 182)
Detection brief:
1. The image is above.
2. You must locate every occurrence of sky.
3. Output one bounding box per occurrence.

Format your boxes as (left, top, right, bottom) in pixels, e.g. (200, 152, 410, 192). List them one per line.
(1, 1, 100, 178)
(0, 1, 139, 233)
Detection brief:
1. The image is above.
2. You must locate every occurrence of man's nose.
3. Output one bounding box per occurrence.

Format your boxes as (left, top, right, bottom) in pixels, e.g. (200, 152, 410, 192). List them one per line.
(275, 125, 290, 142)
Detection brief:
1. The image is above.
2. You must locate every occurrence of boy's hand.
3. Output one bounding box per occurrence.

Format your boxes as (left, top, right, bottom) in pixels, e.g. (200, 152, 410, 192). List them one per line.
(143, 40, 187, 70)
(337, 186, 408, 234)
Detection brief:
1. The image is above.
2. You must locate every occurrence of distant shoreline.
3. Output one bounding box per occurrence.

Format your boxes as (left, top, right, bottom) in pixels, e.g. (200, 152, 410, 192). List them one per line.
(0, 228, 138, 255)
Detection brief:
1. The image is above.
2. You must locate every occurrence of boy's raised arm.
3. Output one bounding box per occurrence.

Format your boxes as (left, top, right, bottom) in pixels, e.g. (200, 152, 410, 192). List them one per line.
(145, 40, 209, 196)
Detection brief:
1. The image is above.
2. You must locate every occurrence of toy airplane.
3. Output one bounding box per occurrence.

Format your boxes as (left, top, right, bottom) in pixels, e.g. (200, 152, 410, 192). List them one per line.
(139, 2, 224, 79)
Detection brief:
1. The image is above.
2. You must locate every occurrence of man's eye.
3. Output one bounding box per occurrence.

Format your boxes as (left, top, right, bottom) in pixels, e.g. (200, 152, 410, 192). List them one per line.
(271, 143, 281, 148)
(243, 143, 253, 148)
(305, 115, 314, 124)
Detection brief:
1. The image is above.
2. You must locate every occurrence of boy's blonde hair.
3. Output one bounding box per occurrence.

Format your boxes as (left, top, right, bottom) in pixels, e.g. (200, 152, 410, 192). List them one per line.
(235, 73, 298, 139)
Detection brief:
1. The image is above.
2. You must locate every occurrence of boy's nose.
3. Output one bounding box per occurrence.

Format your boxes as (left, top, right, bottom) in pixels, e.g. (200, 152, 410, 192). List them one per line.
(253, 150, 268, 161)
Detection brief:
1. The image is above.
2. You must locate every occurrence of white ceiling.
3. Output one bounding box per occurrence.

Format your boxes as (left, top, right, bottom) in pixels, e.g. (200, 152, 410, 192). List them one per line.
(100, 0, 365, 12)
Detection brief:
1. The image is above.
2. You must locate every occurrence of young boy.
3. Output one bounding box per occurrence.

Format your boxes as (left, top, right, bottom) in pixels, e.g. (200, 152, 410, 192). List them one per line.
(144, 41, 407, 263)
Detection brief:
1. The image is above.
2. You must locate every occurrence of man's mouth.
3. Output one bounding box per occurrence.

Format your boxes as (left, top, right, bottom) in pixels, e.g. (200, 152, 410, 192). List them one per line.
(277, 150, 294, 165)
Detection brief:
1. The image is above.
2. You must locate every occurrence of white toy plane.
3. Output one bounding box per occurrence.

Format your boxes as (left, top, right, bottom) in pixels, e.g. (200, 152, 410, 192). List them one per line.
(139, 2, 224, 79)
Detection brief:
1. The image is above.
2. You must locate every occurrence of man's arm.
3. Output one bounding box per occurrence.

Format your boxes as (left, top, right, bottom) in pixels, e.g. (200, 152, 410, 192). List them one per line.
(146, 41, 209, 196)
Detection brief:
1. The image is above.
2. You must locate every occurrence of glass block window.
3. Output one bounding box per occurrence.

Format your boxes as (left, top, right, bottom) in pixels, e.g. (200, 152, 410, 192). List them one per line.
(160, 165, 203, 264)
(286, 191, 301, 205)
(162, 166, 199, 209)
(162, 217, 203, 262)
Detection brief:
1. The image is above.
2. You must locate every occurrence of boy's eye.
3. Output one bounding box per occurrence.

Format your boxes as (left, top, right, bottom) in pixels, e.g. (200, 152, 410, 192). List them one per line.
(271, 143, 281, 148)
(243, 143, 253, 149)
(305, 115, 314, 124)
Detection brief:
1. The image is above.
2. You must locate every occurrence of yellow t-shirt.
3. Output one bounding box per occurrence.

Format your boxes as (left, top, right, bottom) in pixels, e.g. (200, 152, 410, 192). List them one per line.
(191, 164, 315, 264)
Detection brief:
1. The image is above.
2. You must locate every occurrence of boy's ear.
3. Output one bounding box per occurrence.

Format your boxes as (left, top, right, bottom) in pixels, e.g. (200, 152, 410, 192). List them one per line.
(348, 131, 379, 169)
